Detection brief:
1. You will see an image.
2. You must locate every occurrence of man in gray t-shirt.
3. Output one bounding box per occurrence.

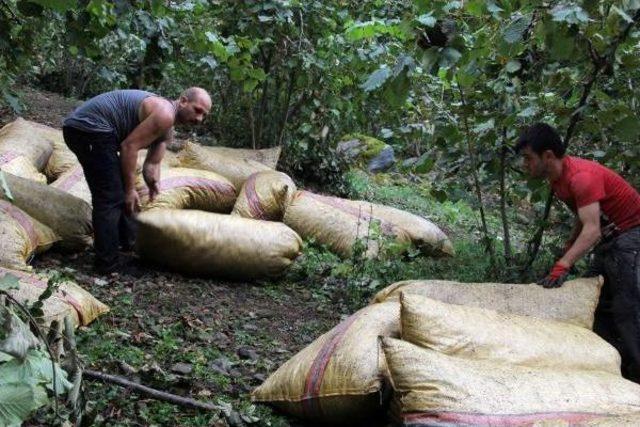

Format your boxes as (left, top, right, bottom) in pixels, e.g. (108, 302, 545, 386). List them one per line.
(62, 87, 211, 274)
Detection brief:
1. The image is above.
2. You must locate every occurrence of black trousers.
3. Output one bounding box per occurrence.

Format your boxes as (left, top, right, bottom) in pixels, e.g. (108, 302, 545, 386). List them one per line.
(62, 126, 136, 267)
(591, 226, 640, 381)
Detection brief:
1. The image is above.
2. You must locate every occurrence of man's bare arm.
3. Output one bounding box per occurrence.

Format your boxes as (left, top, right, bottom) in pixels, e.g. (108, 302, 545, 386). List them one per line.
(120, 109, 174, 214)
(559, 202, 601, 267)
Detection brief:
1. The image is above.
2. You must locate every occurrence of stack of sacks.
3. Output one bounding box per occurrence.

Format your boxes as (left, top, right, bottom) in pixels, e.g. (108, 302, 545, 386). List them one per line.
(136, 167, 236, 212)
(0, 266, 109, 328)
(0, 200, 59, 270)
(0, 118, 54, 183)
(135, 209, 302, 279)
(251, 277, 606, 425)
(177, 141, 271, 188)
(196, 145, 282, 169)
(283, 190, 453, 258)
(1, 173, 93, 251)
(232, 171, 296, 221)
(382, 293, 640, 426)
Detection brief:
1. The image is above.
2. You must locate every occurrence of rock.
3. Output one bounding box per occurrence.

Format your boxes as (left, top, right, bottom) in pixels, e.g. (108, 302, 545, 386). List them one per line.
(229, 369, 242, 378)
(243, 323, 259, 332)
(336, 138, 365, 160)
(367, 145, 395, 173)
(209, 357, 232, 376)
(213, 332, 230, 349)
(93, 278, 109, 287)
(119, 361, 138, 375)
(171, 362, 193, 375)
(225, 410, 245, 427)
(237, 346, 259, 360)
(251, 373, 266, 383)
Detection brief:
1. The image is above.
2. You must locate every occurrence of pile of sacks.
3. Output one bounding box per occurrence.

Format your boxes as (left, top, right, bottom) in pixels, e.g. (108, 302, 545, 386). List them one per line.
(1, 118, 453, 281)
(0, 118, 107, 329)
(252, 277, 640, 426)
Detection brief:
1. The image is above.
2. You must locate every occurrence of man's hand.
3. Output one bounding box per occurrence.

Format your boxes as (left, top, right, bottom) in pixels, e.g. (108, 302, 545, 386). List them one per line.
(537, 261, 571, 288)
(143, 162, 161, 202)
(125, 189, 141, 216)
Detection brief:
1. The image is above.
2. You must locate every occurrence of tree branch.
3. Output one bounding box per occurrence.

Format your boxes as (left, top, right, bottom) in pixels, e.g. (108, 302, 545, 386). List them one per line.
(84, 369, 225, 412)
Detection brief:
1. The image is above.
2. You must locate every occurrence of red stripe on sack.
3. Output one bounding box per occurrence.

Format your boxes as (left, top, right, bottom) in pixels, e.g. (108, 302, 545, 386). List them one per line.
(0, 151, 20, 166)
(0, 200, 39, 249)
(244, 173, 267, 220)
(0, 266, 86, 325)
(403, 411, 604, 426)
(301, 311, 361, 418)
(138, 176, 235, 197)
(303, 191, 395, 234)
(53, 165, 84, 191)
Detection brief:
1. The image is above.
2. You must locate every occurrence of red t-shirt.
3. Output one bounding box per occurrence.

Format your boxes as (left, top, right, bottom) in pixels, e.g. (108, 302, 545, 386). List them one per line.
(552, 156, 640, 231)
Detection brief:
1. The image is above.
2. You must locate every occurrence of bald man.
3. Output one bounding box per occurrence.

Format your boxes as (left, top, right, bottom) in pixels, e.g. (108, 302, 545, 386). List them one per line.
(62, 88, 212, 274)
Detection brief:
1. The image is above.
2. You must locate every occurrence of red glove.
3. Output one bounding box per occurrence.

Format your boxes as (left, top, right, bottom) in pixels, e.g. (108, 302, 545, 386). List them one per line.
(537, 261, 571, 288)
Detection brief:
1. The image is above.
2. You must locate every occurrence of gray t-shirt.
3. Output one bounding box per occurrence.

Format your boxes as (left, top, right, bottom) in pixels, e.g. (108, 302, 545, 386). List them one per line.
(63, 90, 156, 143)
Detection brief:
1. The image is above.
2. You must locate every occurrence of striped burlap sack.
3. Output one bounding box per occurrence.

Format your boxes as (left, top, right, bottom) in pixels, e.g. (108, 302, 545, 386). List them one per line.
(232, 171, 296, 221)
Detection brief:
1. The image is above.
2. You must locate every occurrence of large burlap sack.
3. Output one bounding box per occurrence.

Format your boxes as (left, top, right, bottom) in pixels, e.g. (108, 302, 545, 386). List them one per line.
(200, 145, 282, 169)
(137, 167, 236, 212)
(382, 337, 640, 426)
(252, 302, 399, 425)
(135, 209, 302, 279)
(177, 141, 271, 188)
(400, 293, 621, 374)
(1, 173, 93, 250)
(373, 277, 603, 329)
(0, 266, 109, 328)
(50, 164, 92, 204)
(582, 413, 640, 426)
(339, 198, 454, 256)
(232, 171, 296, 221)
(44, 138, 78, 181)
(0, 200, 59, 270)
(0, 118, 55, 182)
(283, 190, 411, 258)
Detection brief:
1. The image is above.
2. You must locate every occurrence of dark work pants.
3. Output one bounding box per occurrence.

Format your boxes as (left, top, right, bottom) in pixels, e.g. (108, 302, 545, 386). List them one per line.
(590, 226, 640, 381)
(62, 126, 136, 268)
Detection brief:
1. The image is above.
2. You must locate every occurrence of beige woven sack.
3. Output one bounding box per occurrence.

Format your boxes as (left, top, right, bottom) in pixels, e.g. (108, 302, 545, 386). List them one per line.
(232, 171, 296, 221)
(283, 190, 411, 258)
(50, 165, 92, 204)
(1, 172, 92, 250)
(400, 293, 621, 374)
(382, 337, 640, 426)
(0, 200, 59, 270)
(135, 209, 301, 279)
(339, 198, 454, 256)
(177, 142, 270, 188)
(44, 138, 78, 181)
(137, 167, 236, 212)
(252, 302, 399, 425)
(199, 145, 282, 169)
(0, 266, 109, 328)
(0, 118, 55, 182)
(373, 277, 603, 329)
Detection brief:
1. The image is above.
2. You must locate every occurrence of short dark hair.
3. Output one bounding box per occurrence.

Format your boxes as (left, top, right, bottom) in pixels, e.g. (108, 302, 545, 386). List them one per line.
(515, 123, 566, 157)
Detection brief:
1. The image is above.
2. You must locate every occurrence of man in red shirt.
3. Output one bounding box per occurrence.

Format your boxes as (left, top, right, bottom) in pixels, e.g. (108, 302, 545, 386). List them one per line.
(516, 123, 640, 381)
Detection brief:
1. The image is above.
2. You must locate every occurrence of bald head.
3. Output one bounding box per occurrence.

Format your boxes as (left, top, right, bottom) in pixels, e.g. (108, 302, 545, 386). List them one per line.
(176, 87, 211, 125)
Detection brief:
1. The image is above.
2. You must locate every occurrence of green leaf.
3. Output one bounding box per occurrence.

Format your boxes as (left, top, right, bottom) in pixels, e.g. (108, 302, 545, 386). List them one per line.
(360, 66, 391, 92)
(414, 154, 435, 173)
(0, 349, 72, 394)
(0, 274, 19, 292)
(0, 383, 47, 427)
(550, 4, 591, 24)
(503, 14, 532, 44)
(0, 308, 39, 360)
(614, 115, 640, 142)
(505, 60, 521, 73)
(518, 106, 539, 118)
(416, 14, 436, 27)
(611, 5, 634, 23)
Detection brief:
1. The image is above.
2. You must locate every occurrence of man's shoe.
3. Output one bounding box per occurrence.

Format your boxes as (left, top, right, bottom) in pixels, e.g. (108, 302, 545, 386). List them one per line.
(94, 255, 143, 276)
